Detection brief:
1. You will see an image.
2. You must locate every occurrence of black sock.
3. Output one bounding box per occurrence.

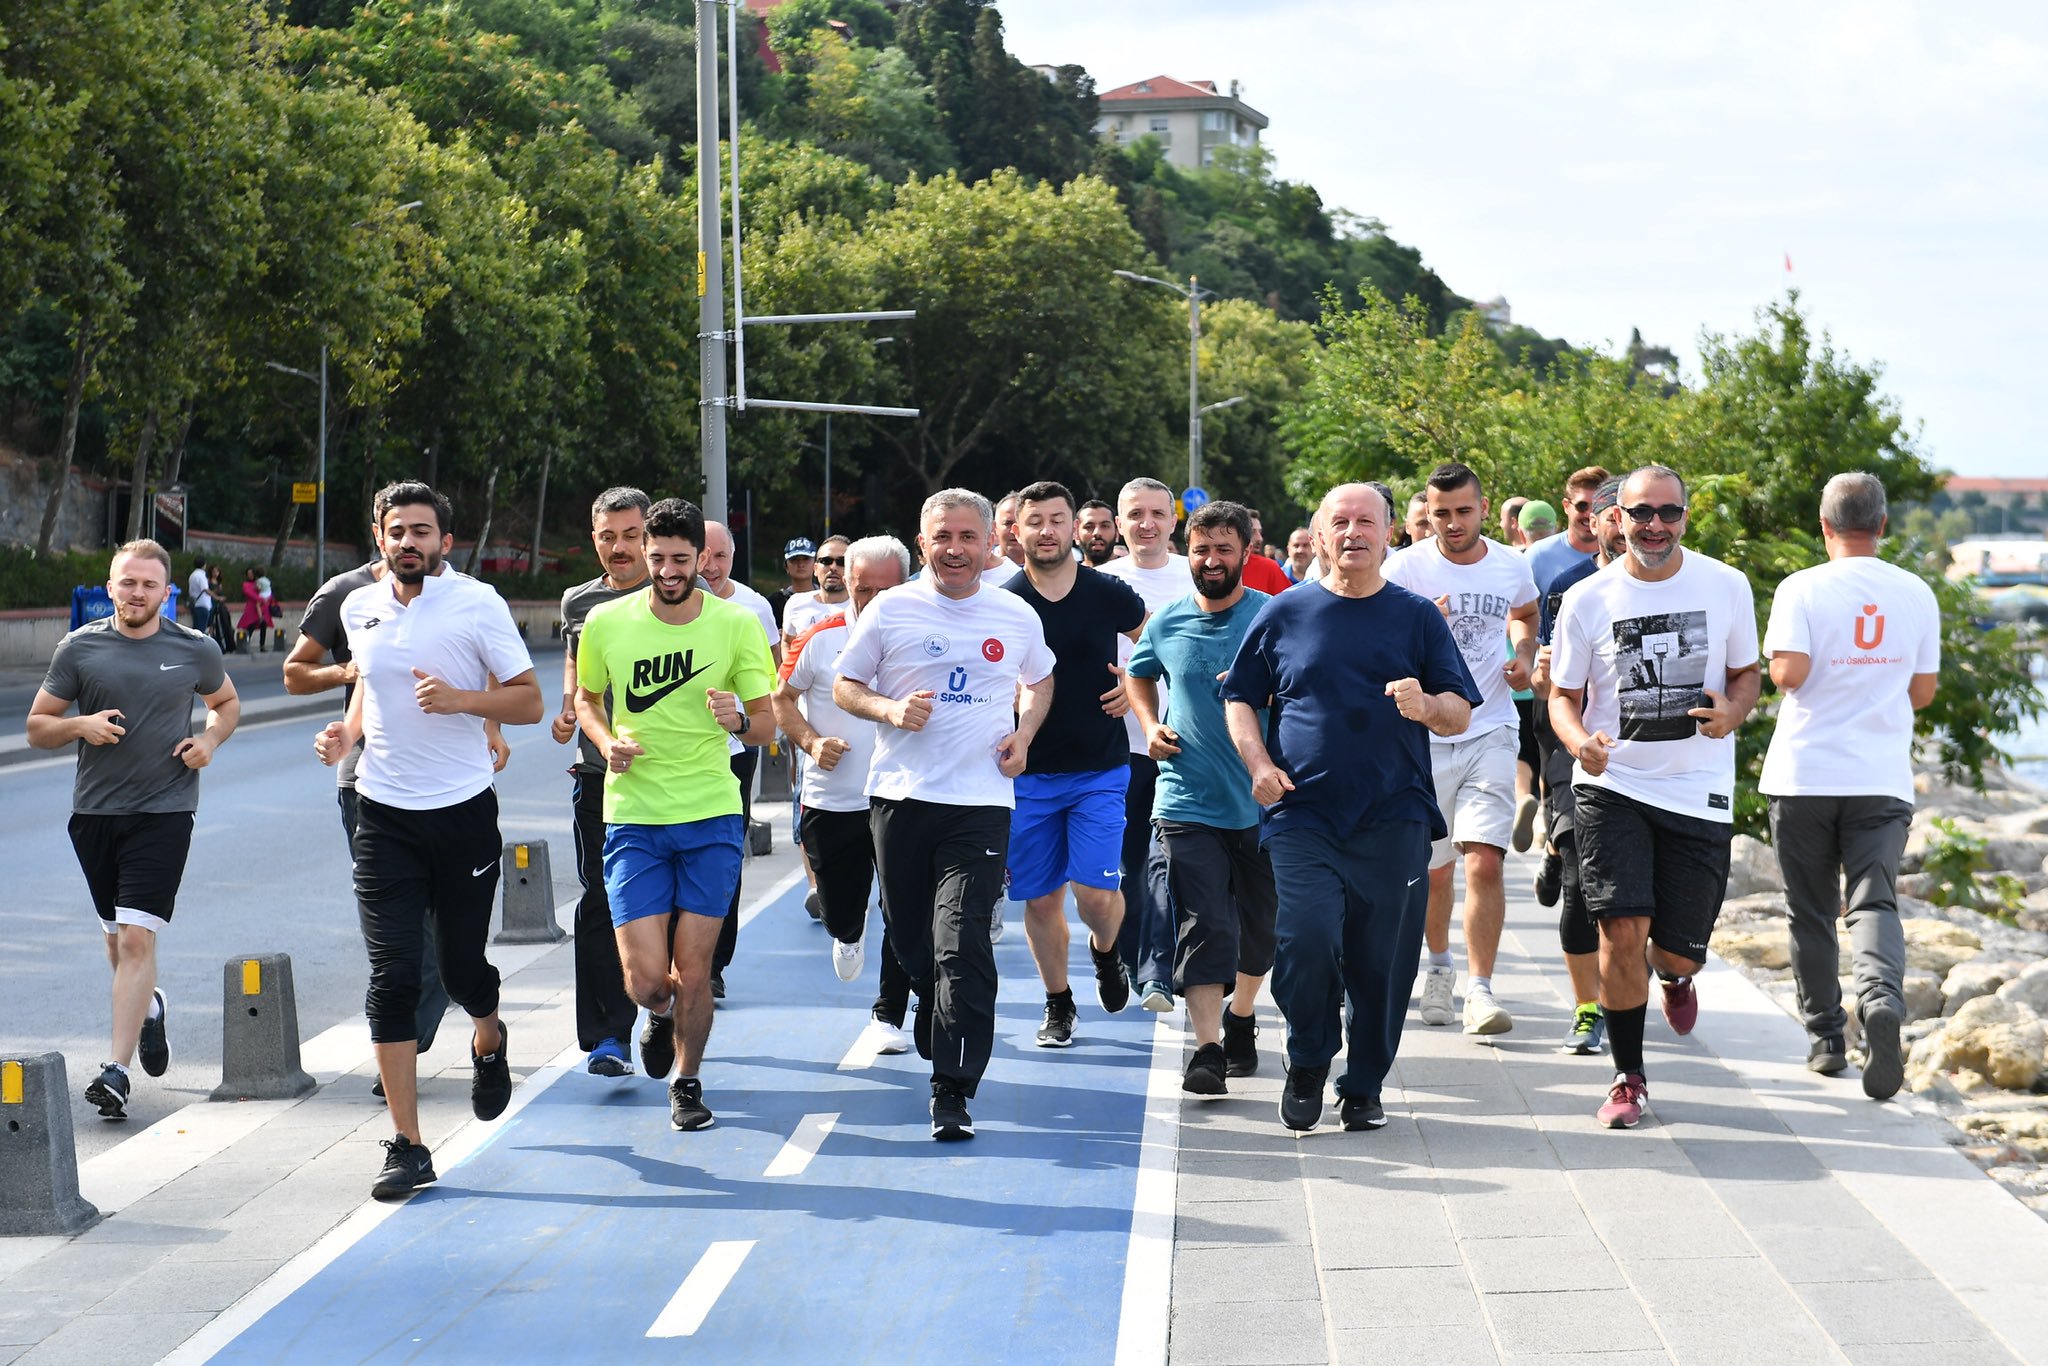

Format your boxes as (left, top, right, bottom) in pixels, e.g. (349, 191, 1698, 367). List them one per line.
(1608, 1004, 1648, 1076)
(1049, 987, 1074, 1005)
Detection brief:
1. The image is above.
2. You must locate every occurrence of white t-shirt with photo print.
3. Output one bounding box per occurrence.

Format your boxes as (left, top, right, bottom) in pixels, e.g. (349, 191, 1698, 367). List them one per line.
(1384, 535, 1538, 738)
(1551, 549, 1760, 823)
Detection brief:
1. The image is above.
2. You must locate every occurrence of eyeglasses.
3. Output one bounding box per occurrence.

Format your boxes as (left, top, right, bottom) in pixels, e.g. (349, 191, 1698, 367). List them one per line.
(815, 556, 845, 567)
(1568, 499, 1594, 513)
(1623, 504, 1687, 525)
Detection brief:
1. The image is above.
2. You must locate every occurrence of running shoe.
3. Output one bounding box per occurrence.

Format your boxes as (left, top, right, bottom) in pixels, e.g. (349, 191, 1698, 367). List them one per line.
(1808, 1035, 1847, 1075)
(1091, 940, 1131, 1014)
(640, 1012, 676, 1080)
(1597, 1071, 1648, 1129)
(1339, 1094, 1387, 1131)
(1861, 1001, 1904, 1101)
(990, 899, 1005, 945)
(1462, 984, 1513, 1035)
(471, 1022, 511, 1121)
(930, 1079, 974, 1141)
(1036, 994, 1077, 1048)
(85, 1063, 130, 1120)
(805, 889, 824, 922)
(371, 1136, 437, 1200)
(1511, 794, 1538, 853)
(710, 970, 726, 1002)
(1561, 1004, 1606, 1056)
(371, 1077, 386, 1100)
(669, 1077, 715, 1131)
(832, 936, 865, 983)
(1279, 1064, 1327, 1132)
(139, 988, 171, 1077)
(1418, 966, 1456, 1026)
(1534, 851, 1562, 908)
(861, 1013, 913, 1057)
(1182, 1043, 1227, 1096)
(1139, 981, 1173, 1013)
(1221, 1010, 1259, 1077)
(585, 1038, 633, 1077)
(1659, 975, 1698, 1036)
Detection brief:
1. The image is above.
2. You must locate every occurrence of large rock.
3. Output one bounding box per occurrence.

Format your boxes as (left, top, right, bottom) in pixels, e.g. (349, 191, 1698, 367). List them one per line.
(1905, 996, 2047, 1093)
(1720, 891, 1789, 922)
(1726, 835, 1782, 899)
(1903, 918, 1983, 976)
(1957, 1112, 2048, 1161)
(1904, 971, 1945, 1023)
(1999, 961, 2048, 1015)
(1943, 960, 2028, 1016)
(1712, 923, 1790, 971)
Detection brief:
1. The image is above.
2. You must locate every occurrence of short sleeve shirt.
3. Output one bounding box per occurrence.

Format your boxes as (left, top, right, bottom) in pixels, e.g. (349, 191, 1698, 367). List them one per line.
(783, 613, 876, 813)
(1526, 534, 1595, 604)
(715, 580, 780, 756)
(561, 575, 643, 775)
(42, 619, 227, 815)
(1004, 566, 1146, 774)
(1128, 590, 1268, 829)
(298, 561, 381, 789)
(1539, 556, 1600, 645)
(1098, 555, 1190, 754)
(577, 590, 777, 825)
(1384, 536, 1537, 737)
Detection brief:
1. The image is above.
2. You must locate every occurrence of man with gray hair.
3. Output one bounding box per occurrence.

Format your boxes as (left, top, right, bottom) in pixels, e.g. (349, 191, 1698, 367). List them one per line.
(1761, 472, 1939, 1099)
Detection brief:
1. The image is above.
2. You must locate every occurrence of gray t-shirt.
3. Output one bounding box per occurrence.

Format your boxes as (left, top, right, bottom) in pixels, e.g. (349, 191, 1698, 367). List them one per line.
(42, 618, 227, 815)
(561, 575, 641, 775)
(298, 561, 381, 789)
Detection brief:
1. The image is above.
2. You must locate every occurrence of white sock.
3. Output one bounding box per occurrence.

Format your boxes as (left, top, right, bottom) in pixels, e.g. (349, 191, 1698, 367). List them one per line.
(1469, 975, 1493, 996)
(1427, 951, 1453, 970)
(147, 994, 164, 1021)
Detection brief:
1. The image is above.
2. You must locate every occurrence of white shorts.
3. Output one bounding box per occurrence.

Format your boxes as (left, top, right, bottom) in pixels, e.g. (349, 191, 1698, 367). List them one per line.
(1428, 725, 1518, 868)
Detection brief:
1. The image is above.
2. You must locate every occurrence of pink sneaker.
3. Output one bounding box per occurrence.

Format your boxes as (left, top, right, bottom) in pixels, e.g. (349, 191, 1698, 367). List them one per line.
(1597, 1072, 1647, 1129)
(1660, 976, 1698, 1036)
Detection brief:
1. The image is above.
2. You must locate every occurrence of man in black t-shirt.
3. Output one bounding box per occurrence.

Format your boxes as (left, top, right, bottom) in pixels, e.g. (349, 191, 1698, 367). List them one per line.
(1003, 480, 1148, 1048)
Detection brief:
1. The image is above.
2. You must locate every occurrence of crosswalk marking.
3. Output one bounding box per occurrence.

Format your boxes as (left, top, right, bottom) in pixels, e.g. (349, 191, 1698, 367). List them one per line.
(647, 1240, 758, 1338)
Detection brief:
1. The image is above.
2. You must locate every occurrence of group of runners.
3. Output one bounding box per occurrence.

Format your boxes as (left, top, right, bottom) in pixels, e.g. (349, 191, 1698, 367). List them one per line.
(26, 459, 1939, 1197)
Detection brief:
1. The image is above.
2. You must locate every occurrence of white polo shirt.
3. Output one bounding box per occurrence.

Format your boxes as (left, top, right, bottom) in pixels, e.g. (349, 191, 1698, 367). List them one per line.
(341, 569, 534, 810)
(783, 610, 875, 813)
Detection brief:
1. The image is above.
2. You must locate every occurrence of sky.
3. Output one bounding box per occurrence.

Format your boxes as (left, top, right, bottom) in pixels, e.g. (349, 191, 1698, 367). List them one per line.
(1001, 2, 2047, 479)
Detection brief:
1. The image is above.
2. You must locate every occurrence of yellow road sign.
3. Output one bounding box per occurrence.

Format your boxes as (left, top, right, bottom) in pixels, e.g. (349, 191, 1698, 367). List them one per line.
(291, 482, 318, 505)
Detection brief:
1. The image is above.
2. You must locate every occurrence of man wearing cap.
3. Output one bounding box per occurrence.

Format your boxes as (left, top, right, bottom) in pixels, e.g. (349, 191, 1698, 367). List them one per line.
(1518, 500, 1559, 547)
(771, 538, 819, 633)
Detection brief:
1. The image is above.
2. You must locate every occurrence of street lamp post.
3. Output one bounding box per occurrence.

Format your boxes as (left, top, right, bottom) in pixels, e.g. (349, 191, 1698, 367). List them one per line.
(264, 346, 328, 584)
(1114, 270, 1219, 491)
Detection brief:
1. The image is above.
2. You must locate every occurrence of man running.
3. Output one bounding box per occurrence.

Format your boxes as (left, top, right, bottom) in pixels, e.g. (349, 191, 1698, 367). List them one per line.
(835, 489, 1054, 1140)
(1004, 481, 1146, 1047)
(783, 534, 851, 643)
(1077, 500, 1121, 566)
(314, 483, 542, 1197)
(770, 537, 818, 633)
(1239, 509, 1294, 595)
(29, 539, 239, 1120)
(1386, 462, 1538, 1038)
(1224, 484, 1477, 1133)
(1282, 527, 1315, 585)
(991, 492, 1027, 574)
(1762, 472, 1938, 1099)
(549, 486, 655, 1076)
(1127, 501, 1277, 1094)
(575, 497, 777, 1132)
(1525, 466, 1612, 609)
(1550, 464, 1760, 1128)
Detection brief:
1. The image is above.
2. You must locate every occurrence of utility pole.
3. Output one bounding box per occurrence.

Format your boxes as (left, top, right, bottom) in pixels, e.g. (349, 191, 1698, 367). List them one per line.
(696, 0, 728, 526)
(1187, 276, 1201, 492)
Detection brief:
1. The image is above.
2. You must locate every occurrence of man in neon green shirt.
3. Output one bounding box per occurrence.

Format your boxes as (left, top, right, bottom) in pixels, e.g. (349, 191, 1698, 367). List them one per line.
(576, 497, 776, 1132)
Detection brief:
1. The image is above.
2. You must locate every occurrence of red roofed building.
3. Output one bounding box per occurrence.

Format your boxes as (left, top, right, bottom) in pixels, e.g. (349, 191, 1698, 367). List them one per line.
(1096, 75, 1268, 171)
(1948, 477, 2048, 508)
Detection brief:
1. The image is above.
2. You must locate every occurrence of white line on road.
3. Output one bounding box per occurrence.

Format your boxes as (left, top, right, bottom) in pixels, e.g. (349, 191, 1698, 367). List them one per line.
(647, 1240, 758, 1338)
(1112, 1011, 1182, 1366)
(738, 864, 807, 930)
(763, 1112, 839, 1178)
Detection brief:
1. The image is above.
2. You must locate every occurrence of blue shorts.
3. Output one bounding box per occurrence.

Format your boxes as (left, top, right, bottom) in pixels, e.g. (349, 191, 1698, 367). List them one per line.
(602, 815, 745, 927)
(1007, 768, 1129, 901)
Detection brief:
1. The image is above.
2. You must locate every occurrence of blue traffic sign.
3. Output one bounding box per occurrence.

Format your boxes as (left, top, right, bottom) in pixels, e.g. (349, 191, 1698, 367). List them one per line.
(1180, 486, 1209, 512)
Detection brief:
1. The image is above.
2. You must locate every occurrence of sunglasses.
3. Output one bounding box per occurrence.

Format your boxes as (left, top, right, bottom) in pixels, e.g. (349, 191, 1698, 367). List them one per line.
(1623, 504, 1687, 525)
(815, 556, 845, 567)
(1568, 499, 1594, 513)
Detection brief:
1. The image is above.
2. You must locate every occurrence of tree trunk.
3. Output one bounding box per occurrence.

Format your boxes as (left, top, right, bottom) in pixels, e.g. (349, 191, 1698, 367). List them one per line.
(123, 405, 163, 543)
(159, 404, 195, 489)
(269, 445, 319, 570)
(467, 462, 500, 575)
(36, 322, 97, 557)
(529, 445, 551, 577)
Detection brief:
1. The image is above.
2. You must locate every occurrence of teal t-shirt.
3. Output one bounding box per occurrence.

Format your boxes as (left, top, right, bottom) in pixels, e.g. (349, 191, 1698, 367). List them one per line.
(1127, 589, 1269, 830)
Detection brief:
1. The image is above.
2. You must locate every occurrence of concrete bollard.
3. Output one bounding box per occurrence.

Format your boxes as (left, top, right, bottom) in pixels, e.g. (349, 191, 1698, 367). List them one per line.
(757, 740, 793, 802)
(0, 1053, 103, 1236)
(495, 840, 565, 945)
(210, 954, 318, 1102)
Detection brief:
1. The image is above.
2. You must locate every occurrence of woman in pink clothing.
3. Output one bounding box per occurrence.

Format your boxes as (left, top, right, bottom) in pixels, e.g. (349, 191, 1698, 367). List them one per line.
(236, 565, 273, 653)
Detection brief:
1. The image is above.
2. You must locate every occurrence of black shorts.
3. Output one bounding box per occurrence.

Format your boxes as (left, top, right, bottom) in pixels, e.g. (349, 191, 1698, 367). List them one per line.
(1572, 785, 1730, 962)
(1160, 820, 1278, 989)
(67, 811, 195, 931)
(799, 805, 875, 944)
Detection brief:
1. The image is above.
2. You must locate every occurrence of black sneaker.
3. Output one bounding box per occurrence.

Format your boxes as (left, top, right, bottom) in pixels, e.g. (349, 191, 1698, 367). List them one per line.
(1222, 1011, 1259, 1077)
(1280, 1065, 1327, 1132)
(930, 1079, 974, 1141)
(471, 1022, 511, 1121)
(1340, 1094, 1388, 1131)
(1090, 940, 1131, 1014)
(85, 1063, 131, 1120)
(1534, 851, 1563, 908)
(1861, 1002, 1904, 1101)
(371, 1135, 437, 1200)
(139, 989, 171, 1077)
(669, 1077, 715, 1131)
(1808, 1035, 1847, 1075)
(1183, 1043, 1227, 1096)
(372, 1076, 386, 1100)
(710, 970, 726, 1002)
(640, 1012, 676, 1080)
(1036, 993, 1077, 1048)
(805, 890, 824, 922)
(913, 998, 934, 1060)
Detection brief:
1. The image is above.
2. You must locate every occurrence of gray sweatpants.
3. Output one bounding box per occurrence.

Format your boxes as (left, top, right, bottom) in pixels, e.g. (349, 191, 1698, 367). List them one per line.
(1768, 794, 1914, 1041)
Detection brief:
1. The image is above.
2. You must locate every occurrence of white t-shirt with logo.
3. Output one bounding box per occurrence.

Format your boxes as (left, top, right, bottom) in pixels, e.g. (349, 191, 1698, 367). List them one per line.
(1098, 554, 1187, 754)
(1551, 549, 1760, 823)
(783, 612, 876, 813)
(783, 590, 846, 643)
(834, 576, 1054, 809)
(1385, 536, 1537, 738)
(1759, 557, 1939, 802)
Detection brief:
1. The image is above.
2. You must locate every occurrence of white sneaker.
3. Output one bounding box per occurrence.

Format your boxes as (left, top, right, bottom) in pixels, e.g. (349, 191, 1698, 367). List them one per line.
(1463, 984, 1513, 1035)
(990, 900, 1006, 944)
(863, 1015, 912, 1056)
(832, 937, 865, 983)
(1418, 966, 1456, 1026)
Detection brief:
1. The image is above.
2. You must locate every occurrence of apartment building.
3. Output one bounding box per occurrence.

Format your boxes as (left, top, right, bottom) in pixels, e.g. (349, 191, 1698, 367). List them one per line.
(1095, 75, 1269, 171)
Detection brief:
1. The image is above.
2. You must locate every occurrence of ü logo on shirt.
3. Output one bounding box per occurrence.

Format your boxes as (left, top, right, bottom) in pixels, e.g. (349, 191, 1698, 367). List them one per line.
(1854, 603, 1885, 650)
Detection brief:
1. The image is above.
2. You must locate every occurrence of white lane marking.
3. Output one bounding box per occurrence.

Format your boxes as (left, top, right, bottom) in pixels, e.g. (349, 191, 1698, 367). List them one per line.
(836, 1026, 883, 1072)
(1112, 1010, 1182, 1366)
(762, 1112, 839, 1178)
(738, 864, 807, 930)
(646, 1240, 757, 1338)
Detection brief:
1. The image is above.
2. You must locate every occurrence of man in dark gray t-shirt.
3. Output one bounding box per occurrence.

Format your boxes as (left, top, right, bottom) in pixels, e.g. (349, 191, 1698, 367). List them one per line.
(29, 540, 240, 1121)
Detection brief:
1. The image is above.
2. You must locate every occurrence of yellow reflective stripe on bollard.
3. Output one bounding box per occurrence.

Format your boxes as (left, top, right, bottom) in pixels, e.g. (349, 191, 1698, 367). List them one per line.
(242, 960, 262, 996)
(515, 845, 529, 870)
(2, 1060, 22, 1104)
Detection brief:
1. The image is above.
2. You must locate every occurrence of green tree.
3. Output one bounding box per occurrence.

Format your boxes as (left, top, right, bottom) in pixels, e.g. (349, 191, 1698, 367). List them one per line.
(1191, 298, 1316, 523)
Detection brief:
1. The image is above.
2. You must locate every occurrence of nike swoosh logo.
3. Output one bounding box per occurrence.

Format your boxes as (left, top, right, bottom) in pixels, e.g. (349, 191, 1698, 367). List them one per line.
(472, 864, 495, 878)
(985, 849, 1001, 857)
(1407, 877, 1421, 887)
(158, 663, 186, 671)
(624, 661, 709, 713)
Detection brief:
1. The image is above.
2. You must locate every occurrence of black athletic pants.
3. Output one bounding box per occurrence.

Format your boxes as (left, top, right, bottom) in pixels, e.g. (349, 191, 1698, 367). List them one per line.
(340, 786, 447, 1049)
(571, 770, 639, 1050)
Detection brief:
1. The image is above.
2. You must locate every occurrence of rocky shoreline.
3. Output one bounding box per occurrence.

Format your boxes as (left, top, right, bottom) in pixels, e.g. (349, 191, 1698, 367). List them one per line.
(1710, 761, 2048, 1221)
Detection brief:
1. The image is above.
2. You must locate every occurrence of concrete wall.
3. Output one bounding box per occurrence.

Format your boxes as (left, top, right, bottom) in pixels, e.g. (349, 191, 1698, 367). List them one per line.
(0, 454, 107, 553)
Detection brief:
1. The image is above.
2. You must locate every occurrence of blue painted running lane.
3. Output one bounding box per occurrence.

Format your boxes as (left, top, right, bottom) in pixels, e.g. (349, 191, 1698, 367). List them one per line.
(213, 884, 1161, 1364)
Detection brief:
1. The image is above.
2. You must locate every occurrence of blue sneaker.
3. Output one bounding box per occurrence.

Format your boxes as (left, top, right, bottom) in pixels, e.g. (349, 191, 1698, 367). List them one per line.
(586, 1038, 634, 1077)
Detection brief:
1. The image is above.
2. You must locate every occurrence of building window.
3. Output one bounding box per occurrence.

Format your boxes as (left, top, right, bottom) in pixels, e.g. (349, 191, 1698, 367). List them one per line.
(1149, 117, 1170, 132)
(1203, 111, 1224, 132)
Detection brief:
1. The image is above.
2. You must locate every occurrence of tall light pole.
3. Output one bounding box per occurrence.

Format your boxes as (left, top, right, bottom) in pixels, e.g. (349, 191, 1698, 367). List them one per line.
(1115, 269, 1218, 491)
(697, 0, 729, 524)
(264, 348, 328, 584)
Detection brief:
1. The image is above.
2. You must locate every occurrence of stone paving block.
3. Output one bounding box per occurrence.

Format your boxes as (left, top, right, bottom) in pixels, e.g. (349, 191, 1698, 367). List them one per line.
(1179, 1119, 1313, 1158)
(0, 1343, 27, 1365)
(1842, 1342, 2020, 1365)
(1320, 1266, 1483, 1329)
(115, 1257, 278, 1314)
(1540, 1126, 1694, 1171)
(1404, 1085, 1531, 1118)
(1307, 1184, 1462, 1273)
(1480, 1288, 1661, 1356)
(149, 1161, 297, 1208)
(1179, 1165, 1294, 1205)
(1176, 1197, 1311, 1248)
(1745, 1223, 1933, 1284)
(0, 1313, 70, 1350)
(0, 1242, 162, 1299)
(1462, 1234, 1627, 1295)
(1793, 1278, 2000, 1348)
(14, 1310, 213, 1366)
(1707, 1176, 1879, 1230)
(1654, 1307, 1848, 1366)
(1622, 1255, 1790, 1319)
(1591, 1207, 1755, 1262)
(1170, 1296, 1328, 1365)
(1674, 1134, 1828, 1182)
(1333, 1322, 1500, 1365)
(1415, 1116, 1551, 1163)
(1174, 1243, 1323, 1304)
(1392, 1056, 1512, 1089)
(1442, 1188, 1592, 1241)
